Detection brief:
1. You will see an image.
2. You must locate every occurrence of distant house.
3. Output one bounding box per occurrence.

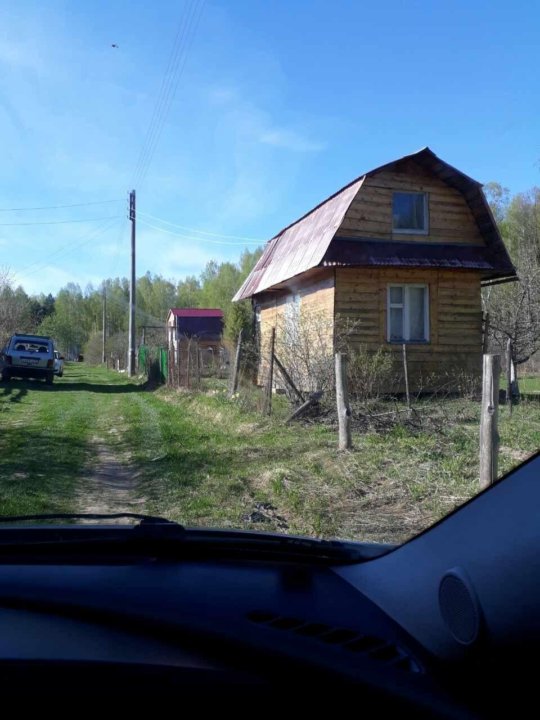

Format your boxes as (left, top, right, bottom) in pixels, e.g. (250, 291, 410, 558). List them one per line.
(233, 147, 516, 390)
(166, 308, 224, 367)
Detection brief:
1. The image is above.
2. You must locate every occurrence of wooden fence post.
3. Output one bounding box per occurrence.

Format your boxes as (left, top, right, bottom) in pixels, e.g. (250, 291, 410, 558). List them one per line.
(228, 330, 243, 398)
(402, 343, 411, 409)
(479, 354, 500, 490)
(263, 327, 276, 415)
(482, 312, 490, 354)
(335, 352, 352, 450)
(506, 338, 513, 415)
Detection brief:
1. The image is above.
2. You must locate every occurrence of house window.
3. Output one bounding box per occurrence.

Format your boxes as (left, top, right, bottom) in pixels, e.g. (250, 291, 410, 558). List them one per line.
(392, 192, 428, 233)
(387, 285, 429, 342)
(284, 293, 301, 342)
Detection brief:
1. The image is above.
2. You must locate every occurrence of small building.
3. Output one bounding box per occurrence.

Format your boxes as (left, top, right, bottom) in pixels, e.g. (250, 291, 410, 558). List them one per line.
(166, 308, 224, 369)
(233, 147, 516, 390)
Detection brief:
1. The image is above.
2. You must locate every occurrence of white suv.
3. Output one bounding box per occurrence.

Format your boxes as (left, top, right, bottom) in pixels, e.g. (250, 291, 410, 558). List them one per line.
(1, 334, 56, 385)
(53, 351, 65, 377)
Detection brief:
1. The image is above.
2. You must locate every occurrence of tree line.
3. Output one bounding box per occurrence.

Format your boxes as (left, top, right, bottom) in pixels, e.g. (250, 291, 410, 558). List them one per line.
(0, 247, 262, 360)
(2, 180, 539, 372)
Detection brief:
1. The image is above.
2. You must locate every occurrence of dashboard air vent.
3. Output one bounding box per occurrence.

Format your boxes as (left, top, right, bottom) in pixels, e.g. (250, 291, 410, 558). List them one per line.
(246, 611, 422, 674)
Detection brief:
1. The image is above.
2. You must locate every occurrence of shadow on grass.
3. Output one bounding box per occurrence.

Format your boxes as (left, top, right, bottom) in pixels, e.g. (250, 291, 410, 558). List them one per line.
(1, 379, 145, 395)
(0, 384, 28, 403)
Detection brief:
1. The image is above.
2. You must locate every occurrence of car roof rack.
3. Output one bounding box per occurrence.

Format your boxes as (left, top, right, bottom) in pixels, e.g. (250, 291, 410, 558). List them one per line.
(11, 334, 52, 340)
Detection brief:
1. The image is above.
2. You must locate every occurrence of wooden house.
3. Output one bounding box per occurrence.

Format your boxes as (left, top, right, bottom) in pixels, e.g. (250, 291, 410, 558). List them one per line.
(166, 308, 224, 368)
(233, 148, 516, 390)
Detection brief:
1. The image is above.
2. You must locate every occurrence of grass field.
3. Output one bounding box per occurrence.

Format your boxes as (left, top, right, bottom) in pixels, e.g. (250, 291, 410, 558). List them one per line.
(520, 375, 540, 393)
(0, 364, 538, 543)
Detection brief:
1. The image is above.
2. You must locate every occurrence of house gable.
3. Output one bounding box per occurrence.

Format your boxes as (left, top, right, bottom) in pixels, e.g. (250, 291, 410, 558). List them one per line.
(337, 158, 485, 245)
(233, 148, 516, 302)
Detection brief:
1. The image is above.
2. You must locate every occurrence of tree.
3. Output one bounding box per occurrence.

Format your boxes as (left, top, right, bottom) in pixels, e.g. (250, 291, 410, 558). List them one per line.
(39, 283, 88, 357)
(0, 268, 33, 346)
(175, 276, 201, 308)
(14, 245, 264, 358)
(28, 293, 55, 326)
(484, 186, 540, 372)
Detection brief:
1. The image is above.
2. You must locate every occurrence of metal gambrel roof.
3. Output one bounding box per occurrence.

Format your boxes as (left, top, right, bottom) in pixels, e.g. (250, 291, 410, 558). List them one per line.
(233, 177, 363, 301)
(233, 147, 516, 301)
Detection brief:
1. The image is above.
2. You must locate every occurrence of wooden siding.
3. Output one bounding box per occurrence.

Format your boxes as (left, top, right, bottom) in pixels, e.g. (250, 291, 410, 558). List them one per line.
(257, 272, 335, 386)
(335, 267, 483, 387)
(338, 160, 485, 245)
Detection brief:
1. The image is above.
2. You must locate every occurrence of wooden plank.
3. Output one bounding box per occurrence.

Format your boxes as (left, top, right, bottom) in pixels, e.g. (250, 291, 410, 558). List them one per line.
(228, 330, 243, 398)
(479, 354, 500, 489)
(263, 327, 276, 415)
(273, 353, 305, 404)
(344, 207, 478, 228)
(335, 353, 352, 450)
(285, 391, 323, 424)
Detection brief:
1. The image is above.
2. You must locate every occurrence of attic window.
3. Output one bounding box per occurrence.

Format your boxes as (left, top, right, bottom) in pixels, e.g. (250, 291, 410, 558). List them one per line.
(392, 192, 428, 234)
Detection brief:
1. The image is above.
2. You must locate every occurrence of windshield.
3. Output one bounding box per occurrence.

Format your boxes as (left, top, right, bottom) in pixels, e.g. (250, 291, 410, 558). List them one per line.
(0, 1, 538, 546)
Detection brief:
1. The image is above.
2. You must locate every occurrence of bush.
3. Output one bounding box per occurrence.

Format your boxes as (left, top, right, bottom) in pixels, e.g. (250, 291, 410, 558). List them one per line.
(83, 331, 104, 365)
(347, 345, 394, 401)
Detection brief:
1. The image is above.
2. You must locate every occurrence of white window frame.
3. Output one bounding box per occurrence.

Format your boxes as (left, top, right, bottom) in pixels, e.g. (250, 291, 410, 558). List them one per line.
(392, 192, 429, 235)
(387, 284, 430, 343)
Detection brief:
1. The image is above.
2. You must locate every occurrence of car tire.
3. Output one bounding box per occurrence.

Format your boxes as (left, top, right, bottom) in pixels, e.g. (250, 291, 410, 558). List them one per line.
(59, 371, 63, 377)
(1, 371, 10, 382)
(45, 373, 54, 385)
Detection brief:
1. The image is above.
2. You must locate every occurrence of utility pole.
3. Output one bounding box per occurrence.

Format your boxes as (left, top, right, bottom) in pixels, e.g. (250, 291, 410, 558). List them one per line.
(128, 189, 136, 376)
(102, 284, 107, 364)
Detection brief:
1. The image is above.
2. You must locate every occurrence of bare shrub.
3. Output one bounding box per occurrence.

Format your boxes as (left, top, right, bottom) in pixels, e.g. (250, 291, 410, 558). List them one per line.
(273, 310, 336, 394)
(106, 332, 128, 369)
(83, 331, 104, 364)
(347, 345, 394, 402)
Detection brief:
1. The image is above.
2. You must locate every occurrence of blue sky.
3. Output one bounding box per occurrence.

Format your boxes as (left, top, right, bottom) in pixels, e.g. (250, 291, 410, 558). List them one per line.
(1, 0, 539, 295)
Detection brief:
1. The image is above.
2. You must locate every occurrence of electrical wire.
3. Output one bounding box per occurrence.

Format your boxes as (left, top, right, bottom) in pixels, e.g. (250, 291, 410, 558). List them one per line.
(0, 216, 120, 227)
(13, 219, 121, 280)
(131, 0, 205, 189)
(137, 217, 261, 246)
(0, 199, 123, 213)
(136, 210, 264, 242)
(132, 0, 200, 186)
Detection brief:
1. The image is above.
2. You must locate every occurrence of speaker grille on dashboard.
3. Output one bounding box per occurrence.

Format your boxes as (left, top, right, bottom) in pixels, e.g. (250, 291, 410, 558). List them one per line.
(439, 570, 481, 645)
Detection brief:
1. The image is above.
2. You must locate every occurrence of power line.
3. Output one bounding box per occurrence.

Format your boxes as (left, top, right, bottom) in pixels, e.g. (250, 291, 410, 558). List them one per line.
(13, 219, 120, 280)
(136, 210, 264, 242)
(138, 217, 261, 246)
(132, 0, 200, 186)
(0, 215, 120, 227)
(0, 199, 123, 213)
(131, 0, 205, 189)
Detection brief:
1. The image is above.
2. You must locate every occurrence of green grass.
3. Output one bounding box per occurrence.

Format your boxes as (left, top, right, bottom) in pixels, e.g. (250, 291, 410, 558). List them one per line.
(0, 364, 538, 544)
(0, 364, 140, 516)
(520, 375, 540, 393)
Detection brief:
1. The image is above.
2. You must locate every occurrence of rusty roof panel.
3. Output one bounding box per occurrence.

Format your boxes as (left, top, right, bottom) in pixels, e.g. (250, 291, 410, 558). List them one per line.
(233, 178, 363, 301)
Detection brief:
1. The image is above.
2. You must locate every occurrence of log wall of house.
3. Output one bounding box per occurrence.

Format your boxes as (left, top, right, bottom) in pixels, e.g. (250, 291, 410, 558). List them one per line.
(338, 160, 485, 245)
(257, 271, 335, 387)
(335, 267, 483, 387)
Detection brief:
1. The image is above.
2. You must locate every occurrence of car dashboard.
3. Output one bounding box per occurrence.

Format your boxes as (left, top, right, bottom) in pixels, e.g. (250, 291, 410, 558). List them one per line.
(0, 452, 538, 715)
(0, 555, 454, 713)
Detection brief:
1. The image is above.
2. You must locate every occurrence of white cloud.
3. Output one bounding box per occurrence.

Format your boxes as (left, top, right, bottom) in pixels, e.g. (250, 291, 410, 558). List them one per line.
(259, 128, 325, 153)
